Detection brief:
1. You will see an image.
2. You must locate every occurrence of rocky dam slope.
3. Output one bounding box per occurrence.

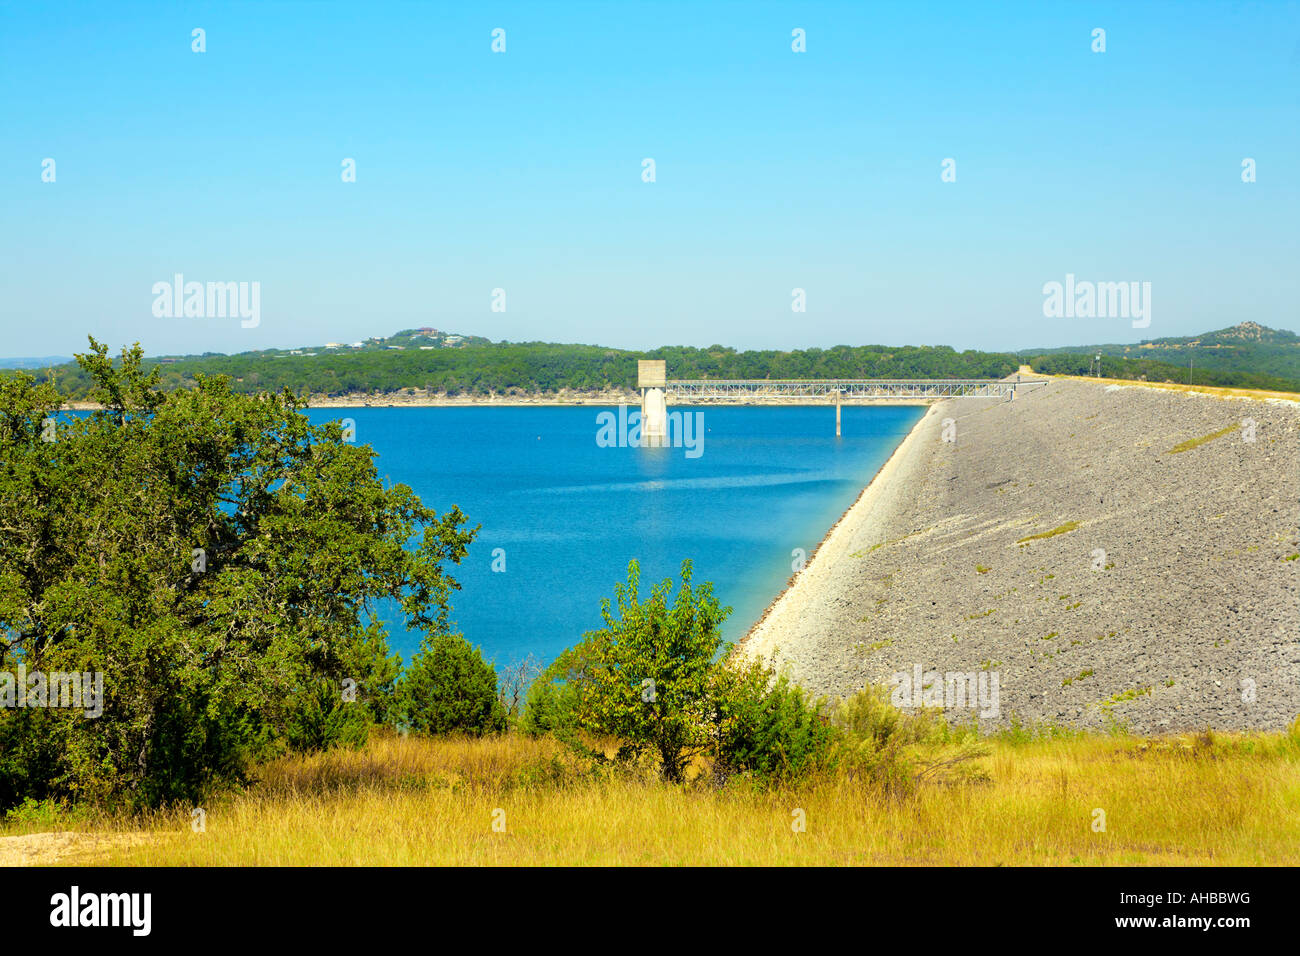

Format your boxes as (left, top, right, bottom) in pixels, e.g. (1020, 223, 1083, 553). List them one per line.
(741, 379, 1300, 733)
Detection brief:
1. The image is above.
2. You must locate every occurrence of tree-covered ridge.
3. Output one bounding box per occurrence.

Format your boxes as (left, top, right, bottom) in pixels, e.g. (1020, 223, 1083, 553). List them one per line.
(13, 321, 1299, 400)
(23, 340, 1022, 400)
(1021, 322, 1300, 392)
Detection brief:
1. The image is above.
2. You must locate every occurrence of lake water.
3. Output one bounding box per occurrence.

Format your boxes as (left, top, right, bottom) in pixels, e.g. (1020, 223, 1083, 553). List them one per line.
(304, 404, 924, 668)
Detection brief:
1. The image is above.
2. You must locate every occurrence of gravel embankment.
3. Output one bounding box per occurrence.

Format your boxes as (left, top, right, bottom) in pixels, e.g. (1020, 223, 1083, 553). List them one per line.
(740, 380, 1300, 733)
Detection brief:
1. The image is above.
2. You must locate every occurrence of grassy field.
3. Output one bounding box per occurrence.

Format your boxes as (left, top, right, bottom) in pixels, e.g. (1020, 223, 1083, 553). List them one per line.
(6, 723, 1299, 866)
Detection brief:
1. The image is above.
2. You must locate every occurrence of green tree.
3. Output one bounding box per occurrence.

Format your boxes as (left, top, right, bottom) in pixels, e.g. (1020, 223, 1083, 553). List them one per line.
(0, 339, 476, 809)
(571, 560, 731, 783)
(397, 632, 506, 735)
(535, 562, 841, 786)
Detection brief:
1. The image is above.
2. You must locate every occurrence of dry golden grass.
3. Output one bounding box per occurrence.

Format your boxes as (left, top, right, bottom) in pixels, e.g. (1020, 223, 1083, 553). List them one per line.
(9, 726, 1296, 866)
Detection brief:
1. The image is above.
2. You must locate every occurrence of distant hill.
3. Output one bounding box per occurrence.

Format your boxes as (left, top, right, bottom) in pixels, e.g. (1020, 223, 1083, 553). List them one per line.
(0, 330, 492, 374)
(0, 355, 73, 370)
(141, 327, 493, 365)
(1191, 321, 1300, 348)
(1021, 322, 1300, 392)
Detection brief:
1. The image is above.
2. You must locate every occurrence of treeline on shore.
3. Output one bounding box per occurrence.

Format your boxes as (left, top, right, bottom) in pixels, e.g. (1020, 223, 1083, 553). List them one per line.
(18, 338, 1298, 401)
(24, 341, 1020, 400)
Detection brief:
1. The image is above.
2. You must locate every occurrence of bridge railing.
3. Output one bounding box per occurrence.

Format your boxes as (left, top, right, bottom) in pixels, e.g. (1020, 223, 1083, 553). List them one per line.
(662, 379, 1047, 399)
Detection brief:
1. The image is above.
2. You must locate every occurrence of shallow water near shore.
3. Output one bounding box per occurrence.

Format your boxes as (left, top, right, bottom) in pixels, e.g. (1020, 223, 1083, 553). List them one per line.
(309, 404, 924, 666)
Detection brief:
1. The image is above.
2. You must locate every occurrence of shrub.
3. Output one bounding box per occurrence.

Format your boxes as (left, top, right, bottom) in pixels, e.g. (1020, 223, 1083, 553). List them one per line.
(519, 635, 605, 737)
(834, 685, 991, 792)
(3, 796, 84, 831)
(710, 660, 838, 784)
(835, 683, 945, 749)
(398, 632, 506, 736)
(519, 679, 581, 736)
(833, 685, 938, 794)
(535, 562, 841, 786)
(283, 679, 370, 754)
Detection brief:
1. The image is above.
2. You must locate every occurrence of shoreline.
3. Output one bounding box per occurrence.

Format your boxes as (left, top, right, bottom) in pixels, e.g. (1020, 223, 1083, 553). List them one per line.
(737, 401, 942, 661)
(303, 397, 937, 409)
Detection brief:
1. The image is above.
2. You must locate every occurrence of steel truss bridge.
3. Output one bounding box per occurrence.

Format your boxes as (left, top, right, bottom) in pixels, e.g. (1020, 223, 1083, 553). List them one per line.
(662, 379, 1046, 401)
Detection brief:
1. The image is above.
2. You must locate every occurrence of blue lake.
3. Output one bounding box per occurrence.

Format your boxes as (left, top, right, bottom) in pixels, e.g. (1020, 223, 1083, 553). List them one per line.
(304, 404, 924, 667)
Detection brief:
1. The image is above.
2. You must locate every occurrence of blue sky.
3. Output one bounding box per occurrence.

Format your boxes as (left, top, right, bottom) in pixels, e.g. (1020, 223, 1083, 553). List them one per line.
(2, 0, 1297, 357)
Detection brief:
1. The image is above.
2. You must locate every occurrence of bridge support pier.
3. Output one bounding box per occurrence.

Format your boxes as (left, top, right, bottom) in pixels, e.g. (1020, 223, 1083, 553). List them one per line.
(641, 387, 667, 443)
(835, 393, 841, 437)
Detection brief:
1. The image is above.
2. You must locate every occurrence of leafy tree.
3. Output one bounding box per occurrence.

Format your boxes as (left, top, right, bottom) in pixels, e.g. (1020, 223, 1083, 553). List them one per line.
(0, 339, 476, 809)
(569, 560, 731, 783)
(535, 562, 842, 786)
(397, 632, 506, 735)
